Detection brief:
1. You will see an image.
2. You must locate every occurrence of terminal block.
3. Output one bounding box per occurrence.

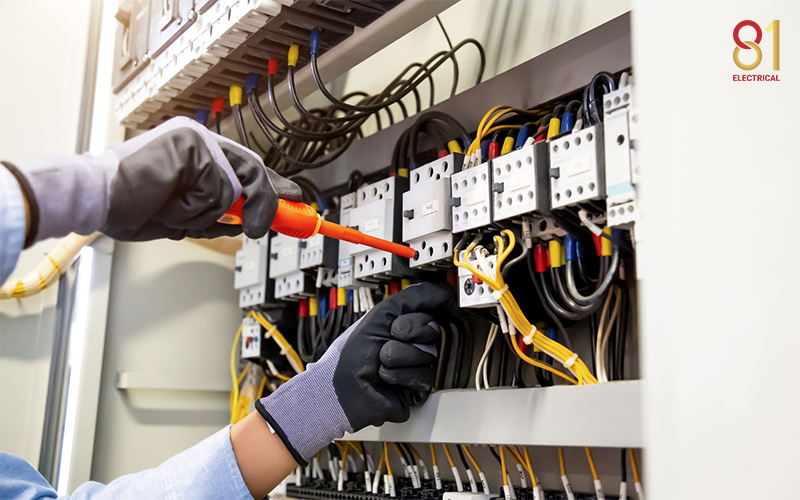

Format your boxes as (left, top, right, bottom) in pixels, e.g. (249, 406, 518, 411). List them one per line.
(457, 252, 498, 308)
(348, 176, 410, 282)
(337, 193, 361, 289)
(269, 233, 313, 300)
(549, 124, 606, 210)
(273, 270, 315, 300)
(451, 162, 493, 233)
(492, 142, 549, 221)
(241, 316, 262, 359)
(234, 236, 269, 307)
(603, 85, 639, 227)
(403, 154, 463, 269)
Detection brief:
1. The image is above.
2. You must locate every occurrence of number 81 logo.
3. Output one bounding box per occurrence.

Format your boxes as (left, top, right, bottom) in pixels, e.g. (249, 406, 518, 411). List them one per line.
(733, 20, 780, 71)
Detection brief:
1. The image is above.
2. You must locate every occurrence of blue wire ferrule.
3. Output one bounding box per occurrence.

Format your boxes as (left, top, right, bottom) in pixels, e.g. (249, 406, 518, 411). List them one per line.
(612, 228, 624, 249)
(515, 124, 530, 149)
(320, 297, 328, 316)
(310, 29, 321, 56)
(564, 235, 576, 262)
(347, 289, 353, 304)
(195, 109, 209, 126)
(480, 140, 490, 162)
(560, 112, 575, 133)
(575, 240, 584, 260)
(546, 328, 558, 341)
(245, 73, 259, 94)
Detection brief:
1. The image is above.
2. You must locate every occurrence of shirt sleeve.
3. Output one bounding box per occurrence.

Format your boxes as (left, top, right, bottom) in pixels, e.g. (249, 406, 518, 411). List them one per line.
(0, 427, 253, 500)
(0, 164, 26, 286)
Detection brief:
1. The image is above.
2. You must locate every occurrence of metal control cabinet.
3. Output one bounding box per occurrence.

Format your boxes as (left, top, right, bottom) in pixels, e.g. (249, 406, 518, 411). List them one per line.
(549, 124, 605, 209)
(403, 154, 463, 269)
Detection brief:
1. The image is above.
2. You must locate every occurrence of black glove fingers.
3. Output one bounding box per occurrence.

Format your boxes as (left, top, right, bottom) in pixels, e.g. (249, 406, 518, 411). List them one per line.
(266, 168, 303, 201)
(378, 365, 436, 392)
(388, 282, 456, 316)
(379, 340, 437, 368)
(390, 312, 440, 342)
(218, 141, 277, 239)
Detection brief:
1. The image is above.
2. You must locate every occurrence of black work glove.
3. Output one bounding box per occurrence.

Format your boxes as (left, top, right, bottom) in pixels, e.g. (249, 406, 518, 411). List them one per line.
(11, 117, 301, 243)
(255, 282, 455, 465)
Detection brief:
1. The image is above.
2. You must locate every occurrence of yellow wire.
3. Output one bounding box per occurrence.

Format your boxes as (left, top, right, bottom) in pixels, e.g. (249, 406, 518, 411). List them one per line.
(384, 443, 393, 475)
(442, 444, 456, 468)
(585, 447, 599, 481)
(629, 449, 640, 483)
(248, 311, 305, 373)
(510, 333, 577, 384)
(558, 447, 567, 476)
(522, 446, 538, 488)
(377, 450, 385, 473)
(256, 375, 267, 399)
(392, 443, 406, 463)
(500, 446, 508, 486)
(504, 446, 521, 464)
(430, 443, 437, 467)
(453, 229, 597, 386)
(341, 443, 350, 470)
(273, 372, 292, 382)
(461, 445, 482, 474)
(230, 324, 243, 425)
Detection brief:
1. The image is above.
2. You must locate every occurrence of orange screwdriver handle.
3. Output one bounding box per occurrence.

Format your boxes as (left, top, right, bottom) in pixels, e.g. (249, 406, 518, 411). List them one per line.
(219, 197, 417, 260)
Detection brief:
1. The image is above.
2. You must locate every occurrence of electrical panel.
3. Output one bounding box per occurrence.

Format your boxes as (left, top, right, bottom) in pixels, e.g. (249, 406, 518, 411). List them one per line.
(451, 162, 493, 233)
(491, 143, 549, 221)
(337, 193, 360, 289)
(112, 0, 403, 129)
(403, 154, 463, 269)
(347, 176, 410, 282)
(549, 125, 605, 210)
(457, 252, 498, 308)
(299, 222, 338, 270)
(602, 85, 639, 227)
(234, 236, 269, 307)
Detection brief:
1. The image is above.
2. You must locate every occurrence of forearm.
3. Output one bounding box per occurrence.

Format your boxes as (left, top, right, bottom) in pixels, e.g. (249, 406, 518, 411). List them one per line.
(230, 411, 300, 499)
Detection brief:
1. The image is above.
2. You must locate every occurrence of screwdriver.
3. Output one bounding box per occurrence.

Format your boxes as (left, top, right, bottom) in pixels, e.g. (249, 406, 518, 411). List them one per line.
(219, 197, 418, 260)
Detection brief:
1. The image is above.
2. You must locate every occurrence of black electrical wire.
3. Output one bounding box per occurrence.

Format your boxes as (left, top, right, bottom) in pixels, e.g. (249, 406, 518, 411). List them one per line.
(553, 267, 599, 314)
(588, 312, 598, 378)
(401, 443, 417, 466)
(296, 316, 313, 363)
(232, 104, 250, 148)
(614, 280, 630, 381)
(310, 38, 485, 113)
(488, 447, 502, 465)
(620, 449, 628, 483)
(498, 328, 508, 386)
(435, 15, 458, 98)
(435, 322, 451, 391)
(451, 316, 472, 388)
(582, 71, 617, 125)
(537, 270, 582, 320)
(455, 445, 471, 472)
(450, 321, 463, 390)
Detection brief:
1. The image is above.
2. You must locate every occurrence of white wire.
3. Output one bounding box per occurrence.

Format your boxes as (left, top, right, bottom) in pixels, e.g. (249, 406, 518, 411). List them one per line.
(597, 286, 622, 383)
(475, 325, 498, 391)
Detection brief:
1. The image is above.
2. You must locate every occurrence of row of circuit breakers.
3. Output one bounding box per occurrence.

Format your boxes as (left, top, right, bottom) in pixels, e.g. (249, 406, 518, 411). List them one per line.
(234, 86, 639, 309)
(112, 0, 401, 129)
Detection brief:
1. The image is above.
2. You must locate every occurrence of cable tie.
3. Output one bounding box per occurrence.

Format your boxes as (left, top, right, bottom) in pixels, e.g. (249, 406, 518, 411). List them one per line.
(491, 284, 509, 301)
(522, 328, 535, 345)
(264, 326, 276, 340)
(279, 344, 290, 355)
(563, 353, 579, 369)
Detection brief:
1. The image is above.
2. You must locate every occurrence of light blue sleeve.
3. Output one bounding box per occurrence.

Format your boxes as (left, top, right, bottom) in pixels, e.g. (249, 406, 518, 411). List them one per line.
(0, 165, 26, 286)
(0, 427, 253, 500)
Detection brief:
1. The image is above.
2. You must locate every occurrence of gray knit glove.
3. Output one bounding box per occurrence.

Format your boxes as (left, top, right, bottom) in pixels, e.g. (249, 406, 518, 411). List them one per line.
(11, 117, 300, 242)
(255, 282, 454, 465)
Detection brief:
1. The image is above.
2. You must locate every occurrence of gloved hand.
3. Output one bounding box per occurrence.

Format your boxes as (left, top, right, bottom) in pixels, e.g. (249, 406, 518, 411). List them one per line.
(255, 282, 455, 465)
(6, 117, 300, 243)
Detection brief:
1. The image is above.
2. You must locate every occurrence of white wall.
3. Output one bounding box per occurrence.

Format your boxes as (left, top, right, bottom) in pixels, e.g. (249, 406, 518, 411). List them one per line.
(632, 1, 800, 498)
(0, 0, 93, 463)
(89, 240, 241, 483)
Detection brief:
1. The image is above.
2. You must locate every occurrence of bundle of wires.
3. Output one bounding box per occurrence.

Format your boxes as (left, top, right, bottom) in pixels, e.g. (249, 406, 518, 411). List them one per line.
(453, 230, 597, 386)
(230, 25, 484, 177)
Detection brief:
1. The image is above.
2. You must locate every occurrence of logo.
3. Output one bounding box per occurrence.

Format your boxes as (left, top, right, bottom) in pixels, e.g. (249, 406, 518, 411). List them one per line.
(733, 20, 780, 81)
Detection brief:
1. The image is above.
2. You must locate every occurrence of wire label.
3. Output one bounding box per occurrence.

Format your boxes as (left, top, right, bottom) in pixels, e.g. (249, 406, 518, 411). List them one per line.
(422, 199, 440, 216)
(364, 217, 381, 232)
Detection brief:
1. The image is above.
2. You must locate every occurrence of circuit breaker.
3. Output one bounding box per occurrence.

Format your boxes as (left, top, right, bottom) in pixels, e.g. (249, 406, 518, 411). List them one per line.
(492, 143, 549, 221)
(234, 236, 269, 308)
(299, 215, 338, 270)
(269, 233, 314, 300)
(603, 85, 639, 227)
(549, 124, 605, 209)
(241, 316, 262, 359)
(337, 193, 359, 289)
(451, 162, 493, 233)
(403, 154, 463, 269)
(457, 252, 498, 308)
(348, 176, 410, 281)
(112, 0, 151, 91)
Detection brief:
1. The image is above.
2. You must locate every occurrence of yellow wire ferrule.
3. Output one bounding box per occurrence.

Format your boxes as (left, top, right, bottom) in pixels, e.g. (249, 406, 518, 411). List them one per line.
(547, 118, 561, 140)
(337, 287, 347, 307)
(401, 278, 412, 289)
(229, 85, 243, 106)
(549, 240, 563, 268)
(447, 140, 463, 154)
(501, 136, 515, 155)
(398, 168, 409, 178)
(288, 44, 299, 67)
(309, 297, 319, 316)
(601, 227, 613, 256)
